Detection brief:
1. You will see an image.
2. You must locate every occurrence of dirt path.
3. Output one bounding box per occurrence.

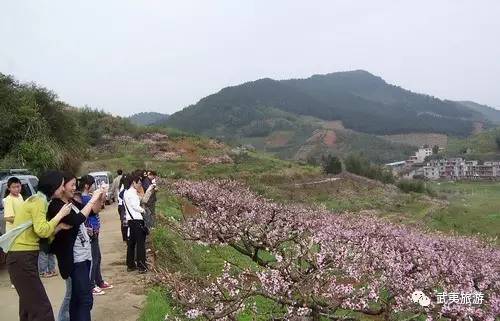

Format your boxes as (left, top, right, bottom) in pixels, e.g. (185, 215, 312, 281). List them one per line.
(0, 204, 146, 321)
(293, 177, 341, 187)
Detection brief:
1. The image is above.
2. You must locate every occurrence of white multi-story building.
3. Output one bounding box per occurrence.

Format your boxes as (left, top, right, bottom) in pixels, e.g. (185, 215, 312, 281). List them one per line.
(387, 147, 500, 181)
(406, 147, 433, 165)
(423, 165, 440, 180)
(422, 158, 500, 180)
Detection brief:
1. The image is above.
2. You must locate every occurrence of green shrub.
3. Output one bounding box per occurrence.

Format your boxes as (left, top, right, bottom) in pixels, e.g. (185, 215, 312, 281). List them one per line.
(345, 154, 394, 184)
(322, 154, 342, 175)
(0, 73, 145, 173)
(397, 179, 435, 196)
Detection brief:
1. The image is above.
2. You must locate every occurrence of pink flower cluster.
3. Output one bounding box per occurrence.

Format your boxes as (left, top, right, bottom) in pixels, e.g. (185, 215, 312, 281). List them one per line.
(167, 179, 500, 321)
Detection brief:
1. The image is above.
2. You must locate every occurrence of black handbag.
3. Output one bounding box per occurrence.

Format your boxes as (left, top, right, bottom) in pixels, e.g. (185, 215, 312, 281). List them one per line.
(124, 200, 150, 235)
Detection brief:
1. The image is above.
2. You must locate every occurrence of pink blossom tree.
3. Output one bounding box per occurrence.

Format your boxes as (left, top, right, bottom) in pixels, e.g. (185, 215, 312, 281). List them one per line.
(158, 179, 499, 321)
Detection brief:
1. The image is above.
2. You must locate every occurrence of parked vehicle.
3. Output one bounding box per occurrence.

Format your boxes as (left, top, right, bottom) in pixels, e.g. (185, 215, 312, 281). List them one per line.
(88, 171, 114, 204)
(0, 169, 39, 235)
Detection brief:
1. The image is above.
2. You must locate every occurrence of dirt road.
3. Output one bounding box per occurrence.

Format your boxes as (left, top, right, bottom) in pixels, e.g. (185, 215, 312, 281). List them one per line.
(0, 204, 146, 321)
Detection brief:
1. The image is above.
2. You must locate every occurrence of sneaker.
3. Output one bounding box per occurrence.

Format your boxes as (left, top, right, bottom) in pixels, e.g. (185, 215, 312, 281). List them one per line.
(138, 268, 147, 274)
(92, 286, 106, 295)
(99, 281, 113, 290)
(10, 284, 15, 289)
(47, 271, 58, 278)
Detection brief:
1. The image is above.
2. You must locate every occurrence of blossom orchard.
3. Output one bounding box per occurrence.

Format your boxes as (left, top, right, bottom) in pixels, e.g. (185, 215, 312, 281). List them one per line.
(161, 179, 499, 321)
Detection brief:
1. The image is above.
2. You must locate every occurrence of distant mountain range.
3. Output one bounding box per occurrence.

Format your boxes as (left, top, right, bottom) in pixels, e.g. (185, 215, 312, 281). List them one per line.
(128, 112, 169, 126)
(455, 101, 500, 124)
(150, 70, 500, 163)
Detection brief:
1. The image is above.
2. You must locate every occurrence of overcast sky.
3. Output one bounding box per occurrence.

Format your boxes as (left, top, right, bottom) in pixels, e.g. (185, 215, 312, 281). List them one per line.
(1, 1, 499, 116)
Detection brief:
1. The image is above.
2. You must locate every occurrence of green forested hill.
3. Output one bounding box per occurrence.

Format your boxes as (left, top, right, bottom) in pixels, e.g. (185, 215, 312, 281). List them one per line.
(162, 70, 498, 162)
(455, 100, 500, 124)
(0, 73, 141, 173)
(282, 70, 486, 135)
(164, 70, 493, 138)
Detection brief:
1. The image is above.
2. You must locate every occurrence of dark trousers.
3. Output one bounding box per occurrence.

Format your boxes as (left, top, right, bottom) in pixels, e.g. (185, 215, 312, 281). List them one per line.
(70, 260, 93, 321)
(7, 251, 55, 321)
(90, 235, 103, 287)
(147, 203, 156, 227)
(126, 220, 146, 270)
(118, 205, 128, 241)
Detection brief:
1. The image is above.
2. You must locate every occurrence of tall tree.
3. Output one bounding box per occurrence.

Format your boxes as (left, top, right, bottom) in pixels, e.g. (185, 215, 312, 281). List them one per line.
(322, 154, 342, 174)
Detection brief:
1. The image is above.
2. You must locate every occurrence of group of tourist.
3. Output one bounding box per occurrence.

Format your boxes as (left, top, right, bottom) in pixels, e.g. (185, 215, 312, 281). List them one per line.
(0, 168, 158, 321)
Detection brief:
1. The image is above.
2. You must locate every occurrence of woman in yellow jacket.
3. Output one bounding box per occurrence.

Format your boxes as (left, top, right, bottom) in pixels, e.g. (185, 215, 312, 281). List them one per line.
(8, 171, 74, 321)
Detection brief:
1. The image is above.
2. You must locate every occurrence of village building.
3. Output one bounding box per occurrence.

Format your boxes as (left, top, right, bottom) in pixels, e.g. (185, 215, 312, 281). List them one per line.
(385, 147, 500, 181)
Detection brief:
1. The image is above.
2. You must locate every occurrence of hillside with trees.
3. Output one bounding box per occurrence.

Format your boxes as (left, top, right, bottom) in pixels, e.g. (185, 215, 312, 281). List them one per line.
(128, 112, 169, 126)
(447, 127, 500, 161)
(164, 70, 497, 139)
(0, 73, 143, 173)
(163, 70, 500, 163)
(455, 100, 500, 124)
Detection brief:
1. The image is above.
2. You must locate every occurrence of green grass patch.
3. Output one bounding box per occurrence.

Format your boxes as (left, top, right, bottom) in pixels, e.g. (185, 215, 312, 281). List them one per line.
(381, 181, 500, 243)
(447, 127, 500, 160)
(139, 287, 188, 321)
(427, 181, 500, 241)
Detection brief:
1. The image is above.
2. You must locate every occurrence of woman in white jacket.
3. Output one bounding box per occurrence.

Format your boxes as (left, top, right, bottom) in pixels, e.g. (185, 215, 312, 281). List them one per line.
(123, 173, 147, 273)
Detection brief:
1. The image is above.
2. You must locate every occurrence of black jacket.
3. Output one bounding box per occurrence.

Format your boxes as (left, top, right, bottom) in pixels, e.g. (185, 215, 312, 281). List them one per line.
(47, 198, 87, 279)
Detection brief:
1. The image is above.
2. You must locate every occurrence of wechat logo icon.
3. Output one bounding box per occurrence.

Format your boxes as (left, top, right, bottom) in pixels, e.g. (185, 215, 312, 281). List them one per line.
(411, 290, 431, 307)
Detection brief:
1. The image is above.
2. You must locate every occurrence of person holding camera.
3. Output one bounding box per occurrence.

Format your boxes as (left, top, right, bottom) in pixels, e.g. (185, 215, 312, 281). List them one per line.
(123, 173, 148, 273)
(141, 170, 158, 227)
(79, 175, 113, 295)
(48, 172, 105, 321)
(6, 171, 73, 321)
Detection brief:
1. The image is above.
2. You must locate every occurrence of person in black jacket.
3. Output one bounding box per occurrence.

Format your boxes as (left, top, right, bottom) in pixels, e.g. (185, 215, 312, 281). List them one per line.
(117, 174, 129, 242)
(48, 172, 104, 321)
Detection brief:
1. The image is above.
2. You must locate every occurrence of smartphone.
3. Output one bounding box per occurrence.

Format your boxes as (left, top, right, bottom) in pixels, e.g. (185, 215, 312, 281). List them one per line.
(71, 204, 81, 214)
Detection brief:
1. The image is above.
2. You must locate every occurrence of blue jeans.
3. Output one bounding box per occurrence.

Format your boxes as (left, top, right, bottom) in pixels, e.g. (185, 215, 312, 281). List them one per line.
(70, 260, 93, 321)
(38, 251, 57, 274)
(58, 278, 71, 321)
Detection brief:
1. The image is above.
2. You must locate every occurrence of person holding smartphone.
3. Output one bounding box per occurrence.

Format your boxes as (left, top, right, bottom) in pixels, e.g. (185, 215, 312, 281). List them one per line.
(79, 175, 113, 296)
(124, 173, 147, 273)
(48, 172, 104, 321)
(141, 170, 158, 227)
(7, 171, 73, 321)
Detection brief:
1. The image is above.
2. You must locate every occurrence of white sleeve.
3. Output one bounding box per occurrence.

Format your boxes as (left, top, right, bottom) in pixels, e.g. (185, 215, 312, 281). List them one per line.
(124, 190, 145, 220)
(130, 194, 145, 214)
